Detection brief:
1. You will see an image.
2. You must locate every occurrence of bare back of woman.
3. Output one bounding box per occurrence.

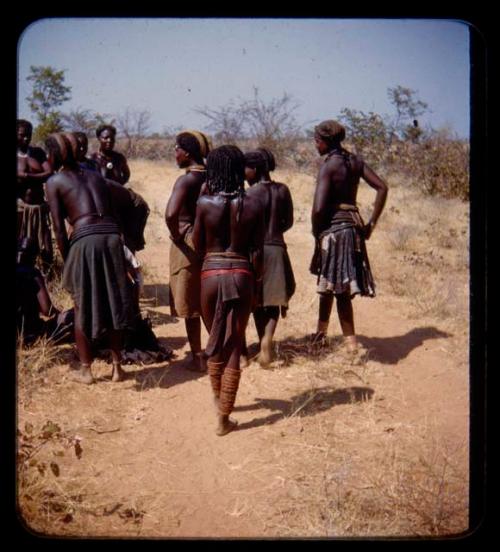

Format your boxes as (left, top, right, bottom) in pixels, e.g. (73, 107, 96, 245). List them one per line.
(192, 146, 265, 436)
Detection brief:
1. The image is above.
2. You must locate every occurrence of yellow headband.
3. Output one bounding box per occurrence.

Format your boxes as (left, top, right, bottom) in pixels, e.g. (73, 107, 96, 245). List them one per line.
(180, 129, 212, 158)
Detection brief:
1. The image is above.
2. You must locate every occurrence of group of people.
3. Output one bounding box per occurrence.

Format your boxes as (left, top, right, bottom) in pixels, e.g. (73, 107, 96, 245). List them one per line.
(16, 117, 388, 437)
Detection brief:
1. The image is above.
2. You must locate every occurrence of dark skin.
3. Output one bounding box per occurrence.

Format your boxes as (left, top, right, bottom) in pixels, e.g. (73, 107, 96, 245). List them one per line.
(165, 144, 207, 370)
(75, 134, 99, 172)
(17, 126, 54, 269)
(245, 164, 294, 367)
(91, 129, 131, 185)
(45, 158, 133, 383)
(17, 244, 59, 319)
(312, 136, 388, 349)
(17, 126, 53, 204)
(192, 190, 264, 435)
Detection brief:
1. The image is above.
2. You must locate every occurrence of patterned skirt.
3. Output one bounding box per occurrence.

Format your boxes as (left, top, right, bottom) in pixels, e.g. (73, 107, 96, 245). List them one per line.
(317, 224, 375, 298)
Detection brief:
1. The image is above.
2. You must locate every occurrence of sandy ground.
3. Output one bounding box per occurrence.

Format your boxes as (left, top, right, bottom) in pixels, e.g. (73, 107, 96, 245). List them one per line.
(17, 160, 471, 539)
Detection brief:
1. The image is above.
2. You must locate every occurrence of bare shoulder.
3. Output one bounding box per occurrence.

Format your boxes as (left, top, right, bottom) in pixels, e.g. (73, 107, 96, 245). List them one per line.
(273, 181, 291, 196)
(45, 171, 66, 189)
(243, 191, 265, 212)
(197, 193, 218, 210)
(173, 172, 198, 190)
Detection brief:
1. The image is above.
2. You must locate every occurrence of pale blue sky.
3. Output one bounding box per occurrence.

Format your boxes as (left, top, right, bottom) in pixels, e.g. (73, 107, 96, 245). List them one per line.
(17, 18, 470, 138)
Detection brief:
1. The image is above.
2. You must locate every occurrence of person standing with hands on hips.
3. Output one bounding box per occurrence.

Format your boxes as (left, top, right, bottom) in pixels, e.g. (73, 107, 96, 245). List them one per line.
(310, 120, 388, 353)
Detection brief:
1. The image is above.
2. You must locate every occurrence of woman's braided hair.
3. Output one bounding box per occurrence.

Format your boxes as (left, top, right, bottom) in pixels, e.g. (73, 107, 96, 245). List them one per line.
(207, 145, 246, 221)
(207, 145, 245, 195)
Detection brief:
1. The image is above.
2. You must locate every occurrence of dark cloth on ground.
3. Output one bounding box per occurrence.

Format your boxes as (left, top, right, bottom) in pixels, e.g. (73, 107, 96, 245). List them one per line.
(169, 228, 201, 318)
(121, 313, 173, 364)
(315, 207, 375, 297)
(260, 243, 295, 309)
(201, 252, 253, 358)
(62, 224, 134, 340)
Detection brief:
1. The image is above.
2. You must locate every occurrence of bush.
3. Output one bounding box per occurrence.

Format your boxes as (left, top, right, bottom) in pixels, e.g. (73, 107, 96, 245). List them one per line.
(389, 134, 469, 200)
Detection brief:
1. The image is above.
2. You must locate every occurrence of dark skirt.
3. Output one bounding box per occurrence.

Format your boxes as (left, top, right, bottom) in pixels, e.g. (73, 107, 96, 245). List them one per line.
(260, 244, 296, 308)
(201, 253, 253, 358)
(317, 226, 375, 297)
(63, 231, 134, 340)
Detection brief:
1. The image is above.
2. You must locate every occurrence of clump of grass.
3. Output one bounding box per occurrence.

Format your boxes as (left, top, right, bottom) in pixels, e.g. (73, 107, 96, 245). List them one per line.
(387, 224, 416, 252)
(261, 417, 468, 537)
(405, 277, 462, 321)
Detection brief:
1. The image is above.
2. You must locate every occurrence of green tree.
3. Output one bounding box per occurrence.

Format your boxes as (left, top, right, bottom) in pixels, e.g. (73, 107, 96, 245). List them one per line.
(26, 66, 71, 142)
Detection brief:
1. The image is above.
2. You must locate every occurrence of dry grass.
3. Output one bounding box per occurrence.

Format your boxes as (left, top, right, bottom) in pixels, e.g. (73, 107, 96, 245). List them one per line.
(16, 158, 470, 538)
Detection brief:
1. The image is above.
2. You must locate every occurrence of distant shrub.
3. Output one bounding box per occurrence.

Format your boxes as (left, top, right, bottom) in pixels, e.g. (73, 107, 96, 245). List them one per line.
(390, 133, 469, 201)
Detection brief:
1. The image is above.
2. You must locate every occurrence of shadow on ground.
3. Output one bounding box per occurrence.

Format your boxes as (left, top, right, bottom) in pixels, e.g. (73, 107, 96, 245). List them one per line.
(142, 284, 170, 308)
(131, 353, 206, 391)
(357, 326, 451, 365)
(235, 385, 374, 431)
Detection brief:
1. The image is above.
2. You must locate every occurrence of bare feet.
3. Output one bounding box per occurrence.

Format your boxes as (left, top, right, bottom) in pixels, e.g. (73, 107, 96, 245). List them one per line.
(258, 336, 273, 368)
(69, 365, 94, 385)
(216, 415, 238, 436)
(186, 353, 207, 372)
(345, 335, 358, 353)
(111, 363, 125, 382)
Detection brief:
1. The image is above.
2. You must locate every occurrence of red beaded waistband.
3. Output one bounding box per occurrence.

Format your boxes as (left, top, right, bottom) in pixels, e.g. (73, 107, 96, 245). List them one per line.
(201, 268, 253, 280)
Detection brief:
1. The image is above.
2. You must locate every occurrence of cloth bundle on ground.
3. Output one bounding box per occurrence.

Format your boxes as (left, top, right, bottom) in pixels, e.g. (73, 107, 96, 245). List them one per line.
(120, 312, 173, 365)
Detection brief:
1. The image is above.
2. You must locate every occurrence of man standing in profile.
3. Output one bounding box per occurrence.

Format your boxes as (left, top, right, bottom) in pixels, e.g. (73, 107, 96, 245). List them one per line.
(165, 130, 212, 372)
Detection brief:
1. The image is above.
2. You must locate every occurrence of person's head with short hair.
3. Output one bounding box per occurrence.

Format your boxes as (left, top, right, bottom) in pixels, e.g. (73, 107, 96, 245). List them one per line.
(314, 120, 346, 155)
(45, 133, 77, 172)
(206, 145, 245, 195)
(256, 147, 276, 173)
(17, 119, 33, 150)
(244, 150, 268, 185)
(96, 124, 117, 154)
(175, 130, 212, 168)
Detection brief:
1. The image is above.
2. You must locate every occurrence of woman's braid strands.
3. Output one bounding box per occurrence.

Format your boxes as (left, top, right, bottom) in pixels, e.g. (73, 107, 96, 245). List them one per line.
(207, 145, 246, 196)
(207, 145, 246, 221)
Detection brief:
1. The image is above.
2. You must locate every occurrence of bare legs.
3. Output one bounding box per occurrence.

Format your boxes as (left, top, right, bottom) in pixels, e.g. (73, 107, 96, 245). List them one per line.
(316, 292, 358, 351)
(185, 316, 206, 372)
(201, 274, 252, 435)
(109, 330, 125, 381)
(71, 306, 125, 384)
(253, 307, 279, 368)
(71, 306, 95, 384)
